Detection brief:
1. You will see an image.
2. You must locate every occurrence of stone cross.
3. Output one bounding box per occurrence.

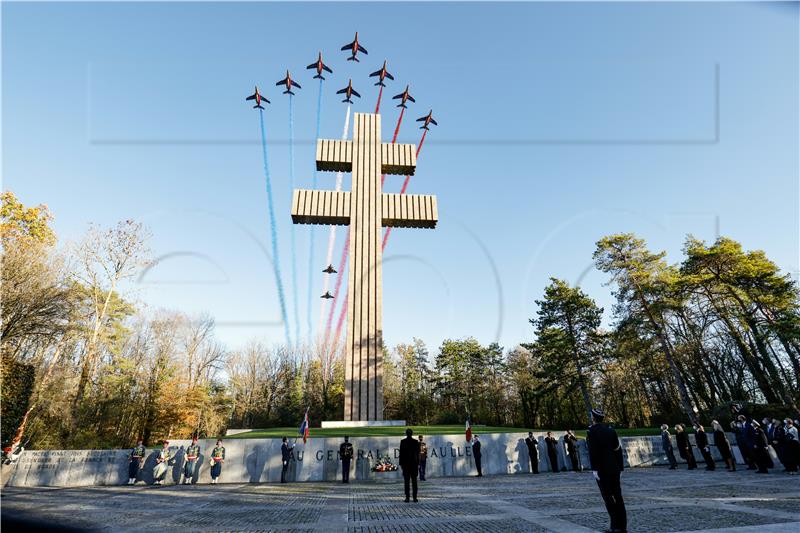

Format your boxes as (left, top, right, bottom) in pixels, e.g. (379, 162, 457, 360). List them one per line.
(291, 112, 438, 421)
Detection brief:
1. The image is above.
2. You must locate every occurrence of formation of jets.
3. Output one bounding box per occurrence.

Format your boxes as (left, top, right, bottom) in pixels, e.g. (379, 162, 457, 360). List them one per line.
(306, 52, 333, 80)
(245, 86, 269, 109)
(336, 79, 361, 104)
(275, 70, 301, 95)
(245, 33, 438, 131)
(341, 32, 368, 62)
(392, 85, 415, 108)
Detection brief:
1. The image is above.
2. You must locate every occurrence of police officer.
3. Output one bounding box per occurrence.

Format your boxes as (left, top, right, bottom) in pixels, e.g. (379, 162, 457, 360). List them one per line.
(544, 432, 559, 472)
(418, 435, 428, 481)
(128, 439, 146, 485)
(525, 432, 539, 474)
(210, 439, 225, 484)
(339, 436, 353, 483)
(281, 436, 294, 483)
(587, 408, 626, 533)
(660, 424, 678, 470)
(472, 435, 483, 477)
(182, 436, 200, 484)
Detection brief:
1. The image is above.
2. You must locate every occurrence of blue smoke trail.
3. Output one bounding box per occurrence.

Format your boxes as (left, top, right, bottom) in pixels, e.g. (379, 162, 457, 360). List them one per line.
(259, 109, 291, 348)
(288, 94, 300, 349)
(306, 78, 323, 341)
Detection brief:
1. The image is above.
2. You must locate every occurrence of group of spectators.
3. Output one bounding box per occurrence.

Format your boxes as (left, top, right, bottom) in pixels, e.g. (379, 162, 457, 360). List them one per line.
(661, 416, 799, 474)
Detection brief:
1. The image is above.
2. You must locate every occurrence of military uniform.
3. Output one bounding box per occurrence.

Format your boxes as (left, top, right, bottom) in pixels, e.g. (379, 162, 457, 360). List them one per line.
(587, 413, 626, 533)
(183, 441, 201, 484)
(339, 440, 354, 483)
(418, 440, 428, 481)
(128, 444, 146, 484)
(525, 434, 539, 474)
(210, 444, 225, 483)
(153, 446, 172, 485)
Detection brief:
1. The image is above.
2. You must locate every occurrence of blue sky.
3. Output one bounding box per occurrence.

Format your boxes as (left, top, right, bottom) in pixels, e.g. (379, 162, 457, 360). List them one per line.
(3, 1, 798, 355)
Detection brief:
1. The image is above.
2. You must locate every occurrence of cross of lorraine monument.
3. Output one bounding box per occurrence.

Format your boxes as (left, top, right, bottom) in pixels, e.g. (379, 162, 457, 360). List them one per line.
(291, 112, 438, 422)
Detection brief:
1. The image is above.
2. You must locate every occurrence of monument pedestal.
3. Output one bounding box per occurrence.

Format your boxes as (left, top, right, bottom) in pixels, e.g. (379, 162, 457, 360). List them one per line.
(321, 420, 407, 429)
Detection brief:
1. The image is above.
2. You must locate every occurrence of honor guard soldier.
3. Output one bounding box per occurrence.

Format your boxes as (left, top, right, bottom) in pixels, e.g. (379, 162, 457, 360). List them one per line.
(587, 408, 627, 533)
(182, 436, 200, 484)
(280, 437, 294, 483)
(418, 435, 428, 481)
(339, 436, 353, 483)
(210, 439, 225, 484)
(525, 432, 539, 474)
(153, 440, 172, 486)
(128, 439, 146, 485)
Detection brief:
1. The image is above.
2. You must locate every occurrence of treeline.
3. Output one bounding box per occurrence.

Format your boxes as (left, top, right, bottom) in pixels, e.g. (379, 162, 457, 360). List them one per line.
(2, 192, 799, 450)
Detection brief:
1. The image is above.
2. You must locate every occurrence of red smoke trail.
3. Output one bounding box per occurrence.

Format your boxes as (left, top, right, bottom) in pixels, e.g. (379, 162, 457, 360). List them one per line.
(323, 233, 349, 349)
(375, 85, 383, 114)
(382, 128, 428, 249)
(381, 107, 406, 187)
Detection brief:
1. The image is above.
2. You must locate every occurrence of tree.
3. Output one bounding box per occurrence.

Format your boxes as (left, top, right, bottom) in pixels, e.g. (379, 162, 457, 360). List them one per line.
(531, 278, 602, 425)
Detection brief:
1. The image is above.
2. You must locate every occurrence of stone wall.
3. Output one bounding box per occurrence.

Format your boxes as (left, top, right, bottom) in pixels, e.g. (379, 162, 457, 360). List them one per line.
(3, 432, 743, 488)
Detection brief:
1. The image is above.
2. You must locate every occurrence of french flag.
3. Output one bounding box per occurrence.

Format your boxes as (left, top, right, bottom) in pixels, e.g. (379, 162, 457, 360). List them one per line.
(465, 416, 472, 443)
(299, 408, 310, 444)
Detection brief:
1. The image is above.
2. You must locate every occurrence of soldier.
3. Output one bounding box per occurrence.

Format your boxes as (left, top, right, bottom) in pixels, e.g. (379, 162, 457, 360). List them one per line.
(182, 436, 200, 484)
(339, 436, 353, 483)
(418, 435, 428, 481)
(128, 439, 146, 485)
(675, 424, 697, 470)
(472, 434, 483, 477)
(660, 424, 678, 470)
(694, 424, 715, 471)
(544, 432, 559, 472)
(525, 432, 539, 474)
(564, 429, 581, 471)
(280, 436, 294, 483)
(153, 440, 172, 486)
(399, 428, 421, 502)
(210, 439, 225, 484)
(587, 408, 626, 533)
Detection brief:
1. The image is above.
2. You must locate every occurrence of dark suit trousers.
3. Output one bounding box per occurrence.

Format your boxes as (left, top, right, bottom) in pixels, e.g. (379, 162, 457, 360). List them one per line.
(474, 455, 482, 476)
(548, 450, 558, 472)
(529, 453, 539, 473)
(281, 461, 289, 483)
(403, 470, 418, 500)
(342, 459, 350, 482)
(699, 447, 716, 470)
(596, 470, 626, 532)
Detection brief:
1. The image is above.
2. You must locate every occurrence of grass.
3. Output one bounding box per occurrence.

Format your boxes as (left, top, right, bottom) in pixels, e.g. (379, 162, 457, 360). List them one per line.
(226, 425, 663, 439)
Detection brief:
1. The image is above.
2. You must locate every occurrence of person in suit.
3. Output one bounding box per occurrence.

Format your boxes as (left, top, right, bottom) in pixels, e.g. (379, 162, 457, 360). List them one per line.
(751, 421, 772, 474)
(660, 424, 678, 470)
(564, 429, 581, 471)
(675, 424, 697, 470)
(711, 420, 735, 471)
(587, 408, 626, 533)
(525, 432, 539, 474)
(418, 435, 428, 481)
(339, 436, 353, 483)
(472, 435, 483, 476)
(694, 425, 715, 471)
(737, 415, 757, 470)
(399, 428, 421, 502)
(544, 432, 559, 473)
(280, 437, 294, 483)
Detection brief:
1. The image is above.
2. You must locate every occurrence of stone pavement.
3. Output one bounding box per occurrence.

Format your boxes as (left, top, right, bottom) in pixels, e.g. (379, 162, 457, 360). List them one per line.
(2, 468, 799, 532)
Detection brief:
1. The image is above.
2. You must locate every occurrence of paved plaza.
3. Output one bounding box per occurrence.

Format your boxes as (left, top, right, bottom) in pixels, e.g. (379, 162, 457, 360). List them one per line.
(2, 468, 799, 532)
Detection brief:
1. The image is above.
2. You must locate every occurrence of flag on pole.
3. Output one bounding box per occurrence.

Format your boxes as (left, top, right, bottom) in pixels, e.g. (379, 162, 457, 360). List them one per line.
(298, 407, 310, 444)
(465, 415, 472, 443)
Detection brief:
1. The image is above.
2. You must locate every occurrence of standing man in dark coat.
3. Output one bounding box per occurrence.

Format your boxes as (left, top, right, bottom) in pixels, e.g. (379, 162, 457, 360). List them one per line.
(339, 436, 353, 483)
(418, 435, 428, 481)
(737, 415, 757, 470)
(661, 424, 678, 470)
(564, 430, 581, 471)
(399, 428, 421, 502)
(751, 421, 772, 474)
(525, 432, 539, 474)
(472, 435, 483, 476)
(694, 425, 715, 471)
(587, 408, 626, 533)
(545, 432, 559, 472)
(675, 424, 697, 470)
(280, 437, 294, 483)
